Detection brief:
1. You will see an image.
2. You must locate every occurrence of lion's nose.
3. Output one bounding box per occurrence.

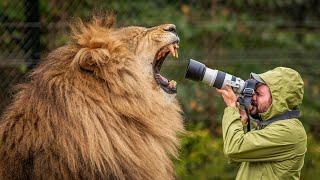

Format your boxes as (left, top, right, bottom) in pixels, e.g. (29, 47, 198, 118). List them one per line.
(163, 24, 176, 34)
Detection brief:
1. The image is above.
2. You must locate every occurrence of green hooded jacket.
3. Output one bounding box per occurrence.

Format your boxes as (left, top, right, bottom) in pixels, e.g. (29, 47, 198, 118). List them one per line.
(222, 67, 307, 180)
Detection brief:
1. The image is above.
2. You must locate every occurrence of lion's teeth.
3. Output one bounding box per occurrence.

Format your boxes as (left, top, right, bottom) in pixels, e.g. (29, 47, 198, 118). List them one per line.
(175, 49, 178, 59)
(169, 80, 177, 88)
(168, 44, 176, 58)
(157, 44, 179, 60)
(174, 50, 177, 59)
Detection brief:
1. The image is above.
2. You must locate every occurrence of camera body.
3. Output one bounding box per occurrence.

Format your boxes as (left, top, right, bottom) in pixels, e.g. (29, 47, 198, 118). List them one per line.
(185, 59, 249, 94)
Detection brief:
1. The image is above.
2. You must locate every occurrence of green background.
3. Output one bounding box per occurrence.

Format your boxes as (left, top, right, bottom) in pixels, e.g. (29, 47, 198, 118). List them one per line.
(1, 0, 319, 179)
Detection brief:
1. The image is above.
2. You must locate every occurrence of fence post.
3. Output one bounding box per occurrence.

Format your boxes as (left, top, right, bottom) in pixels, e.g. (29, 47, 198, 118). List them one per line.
(24, 0, 40, 70)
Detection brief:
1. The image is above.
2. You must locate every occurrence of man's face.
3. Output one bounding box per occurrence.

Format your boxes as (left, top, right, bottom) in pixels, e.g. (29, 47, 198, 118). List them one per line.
(249, 83, 272, 118)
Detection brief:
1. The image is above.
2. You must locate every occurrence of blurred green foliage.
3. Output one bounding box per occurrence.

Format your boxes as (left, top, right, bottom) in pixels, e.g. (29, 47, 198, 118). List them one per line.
(301, 134, 320, 179)
(174, 130, 237, 180)
(1, 0, 320, 179)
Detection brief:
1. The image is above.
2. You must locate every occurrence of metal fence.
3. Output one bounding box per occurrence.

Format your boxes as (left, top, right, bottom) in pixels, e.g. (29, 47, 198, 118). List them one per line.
(1, 0, 38, 112)
(1, 0, 320, 117)
(0, 0, 85, 113)
(1, 1, 320, 178)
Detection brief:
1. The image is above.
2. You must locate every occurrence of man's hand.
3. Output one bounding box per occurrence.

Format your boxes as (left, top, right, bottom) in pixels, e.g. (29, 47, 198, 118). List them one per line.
(217, 85, 248, 125)
(239, 109, 248, 125)
(216, 85, 237, 107)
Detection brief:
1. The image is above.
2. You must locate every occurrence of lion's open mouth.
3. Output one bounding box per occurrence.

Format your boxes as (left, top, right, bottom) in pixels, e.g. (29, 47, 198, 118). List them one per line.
(153, 41, 179, 94)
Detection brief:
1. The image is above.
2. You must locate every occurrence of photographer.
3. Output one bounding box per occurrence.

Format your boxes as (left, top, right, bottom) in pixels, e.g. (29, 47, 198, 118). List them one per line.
(216, 67, 307, 180)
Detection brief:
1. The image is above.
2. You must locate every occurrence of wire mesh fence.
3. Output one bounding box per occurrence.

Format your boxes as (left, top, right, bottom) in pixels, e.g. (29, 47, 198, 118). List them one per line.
(1, 0, 320, 178)
(1, 0, 320, 120)
(0, 0, 85, 113)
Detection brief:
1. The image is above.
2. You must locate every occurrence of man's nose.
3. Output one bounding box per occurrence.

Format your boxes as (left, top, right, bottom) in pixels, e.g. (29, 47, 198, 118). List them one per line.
(252, 94, 257, 101)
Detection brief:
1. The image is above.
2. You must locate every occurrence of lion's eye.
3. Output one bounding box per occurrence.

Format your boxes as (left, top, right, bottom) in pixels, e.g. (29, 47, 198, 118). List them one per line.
(164, 27, 176, 33)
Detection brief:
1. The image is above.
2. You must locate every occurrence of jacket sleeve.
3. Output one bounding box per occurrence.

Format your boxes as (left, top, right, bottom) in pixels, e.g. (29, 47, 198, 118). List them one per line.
(222, 107, 306, 162)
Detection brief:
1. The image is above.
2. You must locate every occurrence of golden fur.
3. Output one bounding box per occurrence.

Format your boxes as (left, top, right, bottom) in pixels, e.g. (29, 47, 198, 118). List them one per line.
(0, 13, 184, 180)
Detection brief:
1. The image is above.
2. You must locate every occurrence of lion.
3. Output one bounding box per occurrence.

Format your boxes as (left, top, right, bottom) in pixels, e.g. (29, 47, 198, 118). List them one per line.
(0, 13, 184, 180)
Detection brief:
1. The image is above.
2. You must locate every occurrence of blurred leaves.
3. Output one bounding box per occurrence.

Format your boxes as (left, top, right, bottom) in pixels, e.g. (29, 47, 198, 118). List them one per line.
(174, 130, 237, 180)
(1, 0, 320, 179)
(301, 134, 320, 179)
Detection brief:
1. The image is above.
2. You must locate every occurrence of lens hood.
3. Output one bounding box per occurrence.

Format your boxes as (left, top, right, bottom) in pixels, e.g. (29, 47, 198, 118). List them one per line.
(185, 59, 206, 82)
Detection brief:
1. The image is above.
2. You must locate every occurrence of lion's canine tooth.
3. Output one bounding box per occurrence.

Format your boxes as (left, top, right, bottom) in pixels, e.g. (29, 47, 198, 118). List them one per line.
(173, 43, 179, 59)
(168, 44, 176, 58)
(175, 49, 178, 59)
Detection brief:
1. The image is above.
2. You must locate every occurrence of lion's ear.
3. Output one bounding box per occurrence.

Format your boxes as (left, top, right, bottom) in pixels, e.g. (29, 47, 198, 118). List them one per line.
(88, 37, 104, 49)
(73, 47, 110, 73)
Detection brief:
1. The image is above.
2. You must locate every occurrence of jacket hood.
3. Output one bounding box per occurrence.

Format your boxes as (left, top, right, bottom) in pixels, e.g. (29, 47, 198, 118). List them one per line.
(253, 67, 304, 121)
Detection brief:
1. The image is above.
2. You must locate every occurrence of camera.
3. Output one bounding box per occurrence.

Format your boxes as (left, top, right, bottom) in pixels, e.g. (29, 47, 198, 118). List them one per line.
(185, 59, 264, 131)
(185, 59, 248, 94)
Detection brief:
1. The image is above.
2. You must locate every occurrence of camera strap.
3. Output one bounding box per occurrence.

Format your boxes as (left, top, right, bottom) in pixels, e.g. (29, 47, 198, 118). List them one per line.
(240, 79, 258, 132)
(250, 109, 300, 126)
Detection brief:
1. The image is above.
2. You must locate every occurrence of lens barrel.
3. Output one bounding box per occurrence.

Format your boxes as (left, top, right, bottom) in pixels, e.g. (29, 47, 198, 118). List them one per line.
(185, 59, 206, 81)
(185, 59, 246, 94)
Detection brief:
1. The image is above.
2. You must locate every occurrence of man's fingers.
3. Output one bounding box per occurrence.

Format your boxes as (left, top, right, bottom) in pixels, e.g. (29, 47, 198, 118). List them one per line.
(226, 85, 233, 93)
(217, 86, 237, 107)
(216, 89, 222, 94)
(236, 102, 240, 108)
(216, 89, 227, 95)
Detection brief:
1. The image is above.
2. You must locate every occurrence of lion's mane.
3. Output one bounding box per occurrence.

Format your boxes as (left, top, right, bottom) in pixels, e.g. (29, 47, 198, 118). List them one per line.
(0, 14, 184, 180)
